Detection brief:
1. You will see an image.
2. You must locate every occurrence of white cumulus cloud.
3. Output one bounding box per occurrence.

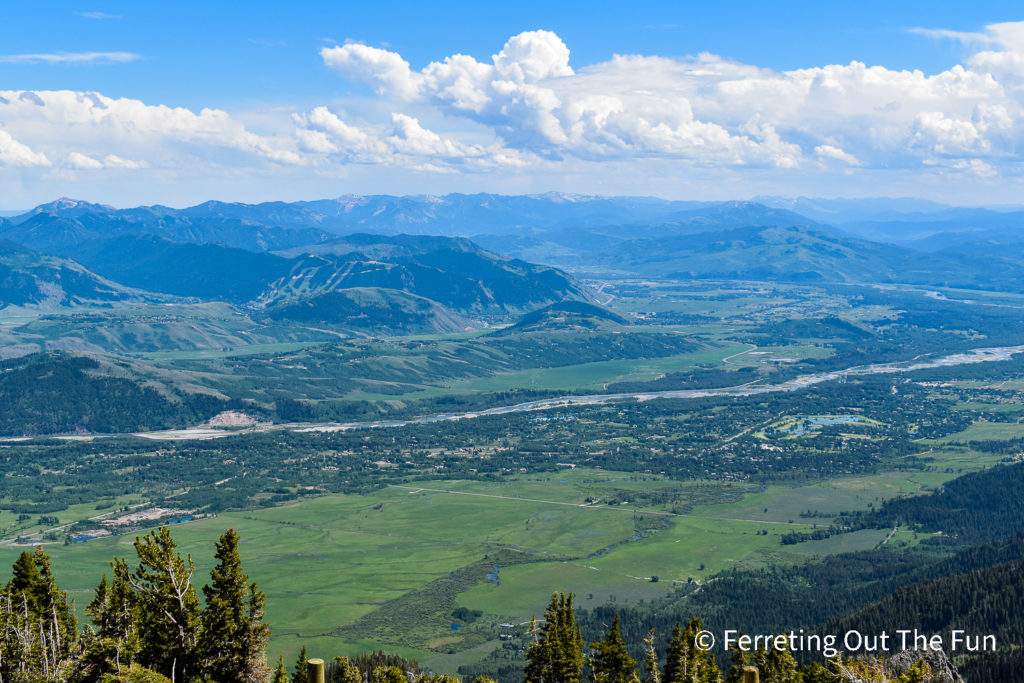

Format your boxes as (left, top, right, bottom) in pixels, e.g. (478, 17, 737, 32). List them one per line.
(814, 145, 860, 165)
(315, 26, 1024, 178)
(0, 131, 51, 167)
(292, 105, 531, 171)
(0, 89, 303, 172)
(67, 151, 145, 170)
(67, 151, 104, 169)
(11, 24, 1024, 204)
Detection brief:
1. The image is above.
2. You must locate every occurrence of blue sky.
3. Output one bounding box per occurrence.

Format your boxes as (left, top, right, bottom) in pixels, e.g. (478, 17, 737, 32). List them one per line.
(2, 1, 1024, 208)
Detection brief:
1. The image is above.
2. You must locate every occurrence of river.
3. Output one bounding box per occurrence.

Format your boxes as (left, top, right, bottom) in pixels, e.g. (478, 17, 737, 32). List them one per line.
(291, 344, 1024, 435)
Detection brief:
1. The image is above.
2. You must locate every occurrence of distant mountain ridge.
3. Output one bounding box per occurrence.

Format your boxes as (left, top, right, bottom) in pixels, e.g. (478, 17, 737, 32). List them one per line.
(257, 236, 590, 315)
(1, 200, 333, 254)
(0, 194, 724, 252)
(10, 193, 1024, 304)
(0, 198, 601, 336)
(58, 232, 588, 314)
(10, 193, 1024, 258)
(0, 239, 155, 309)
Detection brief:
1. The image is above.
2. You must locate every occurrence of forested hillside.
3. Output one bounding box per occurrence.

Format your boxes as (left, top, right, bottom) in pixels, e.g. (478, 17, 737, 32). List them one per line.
(0, 353, 226, 435)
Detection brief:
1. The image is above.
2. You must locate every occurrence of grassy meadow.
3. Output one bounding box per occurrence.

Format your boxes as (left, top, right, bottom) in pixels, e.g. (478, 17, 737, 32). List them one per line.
(0, 448, 997, 669)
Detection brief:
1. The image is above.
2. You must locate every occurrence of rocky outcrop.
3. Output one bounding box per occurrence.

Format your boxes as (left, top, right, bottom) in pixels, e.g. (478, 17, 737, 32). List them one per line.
(888, 648, 964, 683)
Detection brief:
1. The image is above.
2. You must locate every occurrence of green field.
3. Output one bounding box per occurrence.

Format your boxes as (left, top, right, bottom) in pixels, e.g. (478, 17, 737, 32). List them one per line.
(928, 420, 1024, 444)
(0, 455, 986, 669)
(351, 344, 747, 401)
(352, 340, 837, 402)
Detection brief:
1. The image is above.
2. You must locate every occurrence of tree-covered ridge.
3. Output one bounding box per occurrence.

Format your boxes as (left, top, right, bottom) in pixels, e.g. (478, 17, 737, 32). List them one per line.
(572, 530, 1024, 682)
(493, 302, 629, 335)
(0, 239, 149, 309)
(6, 276, 1024, 437)
(0, 324, 701, 435)
(845, 460, 1024, 543)
(0, 353, 226, 436)
(261, 287, 472, 334)
(825, 558, 1024, 678)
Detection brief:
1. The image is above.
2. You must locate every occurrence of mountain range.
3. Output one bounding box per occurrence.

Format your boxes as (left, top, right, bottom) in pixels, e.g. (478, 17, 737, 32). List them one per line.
(0, 239, 156, 310)
(0, 212, 593, 334)
(6, 193, 1024, 330)
(8, 193, 1024, 248)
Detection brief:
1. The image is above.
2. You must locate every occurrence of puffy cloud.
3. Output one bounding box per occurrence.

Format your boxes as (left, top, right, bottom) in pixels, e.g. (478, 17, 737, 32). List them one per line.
(293, 106, 382, 157)
(67, 152, 104, 169)
(492, 30, 573, 82)
(321, 43, 421, 98)
(292, 105, 530, 171)
(0, 131, 51, 167)
(67, 151, 145, 170)
(815, 145, 860, 165)
(388, 113, 480, 157)
(317, 27, 1024, 177)
(912, 112, 989, 155)
(101, 154, 145, 169)
(966, 22, 1024, 87)
(0, 89, 303, 171)
(322, 31, 579, 152)
(951, 158, 997, 176)
(11, 25, 1024, 203)
(315, 31, 803, 168)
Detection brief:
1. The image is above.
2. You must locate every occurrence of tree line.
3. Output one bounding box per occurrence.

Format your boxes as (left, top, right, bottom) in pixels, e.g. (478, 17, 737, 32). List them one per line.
(1, 526, 268, 682)
(518, 592, 934, 683)
(0, 536, 954, 682)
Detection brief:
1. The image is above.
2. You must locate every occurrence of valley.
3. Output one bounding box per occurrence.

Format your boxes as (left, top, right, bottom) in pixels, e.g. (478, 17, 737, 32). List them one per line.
(3, 194, 1024, 679)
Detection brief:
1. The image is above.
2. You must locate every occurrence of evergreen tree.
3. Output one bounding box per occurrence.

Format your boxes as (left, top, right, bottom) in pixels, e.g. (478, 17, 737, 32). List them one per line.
(751, 647, 800, 683)
(87, 574, 110, 622)
(641, 629, 660, 683)
(242, 582, 272, 680)
(33, 545, 77, 638)
(273, 654, 291, 683)
(7, 549, 43, 611)
(525, 592, 585, 683)
(590, 614, 639, 683)
(201, 528, 271, 682)
(117, 527, 202, 682)
(97, 662, 174, 682)
(371, 665, 408, 683)
(1, 546, 78, 681)
(663, 619, 719, 683)
(350, 650, 421, 677)
(79, 569, 142, 679)
(295, 645, 310, 682)
(332, 655, 362, 683)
